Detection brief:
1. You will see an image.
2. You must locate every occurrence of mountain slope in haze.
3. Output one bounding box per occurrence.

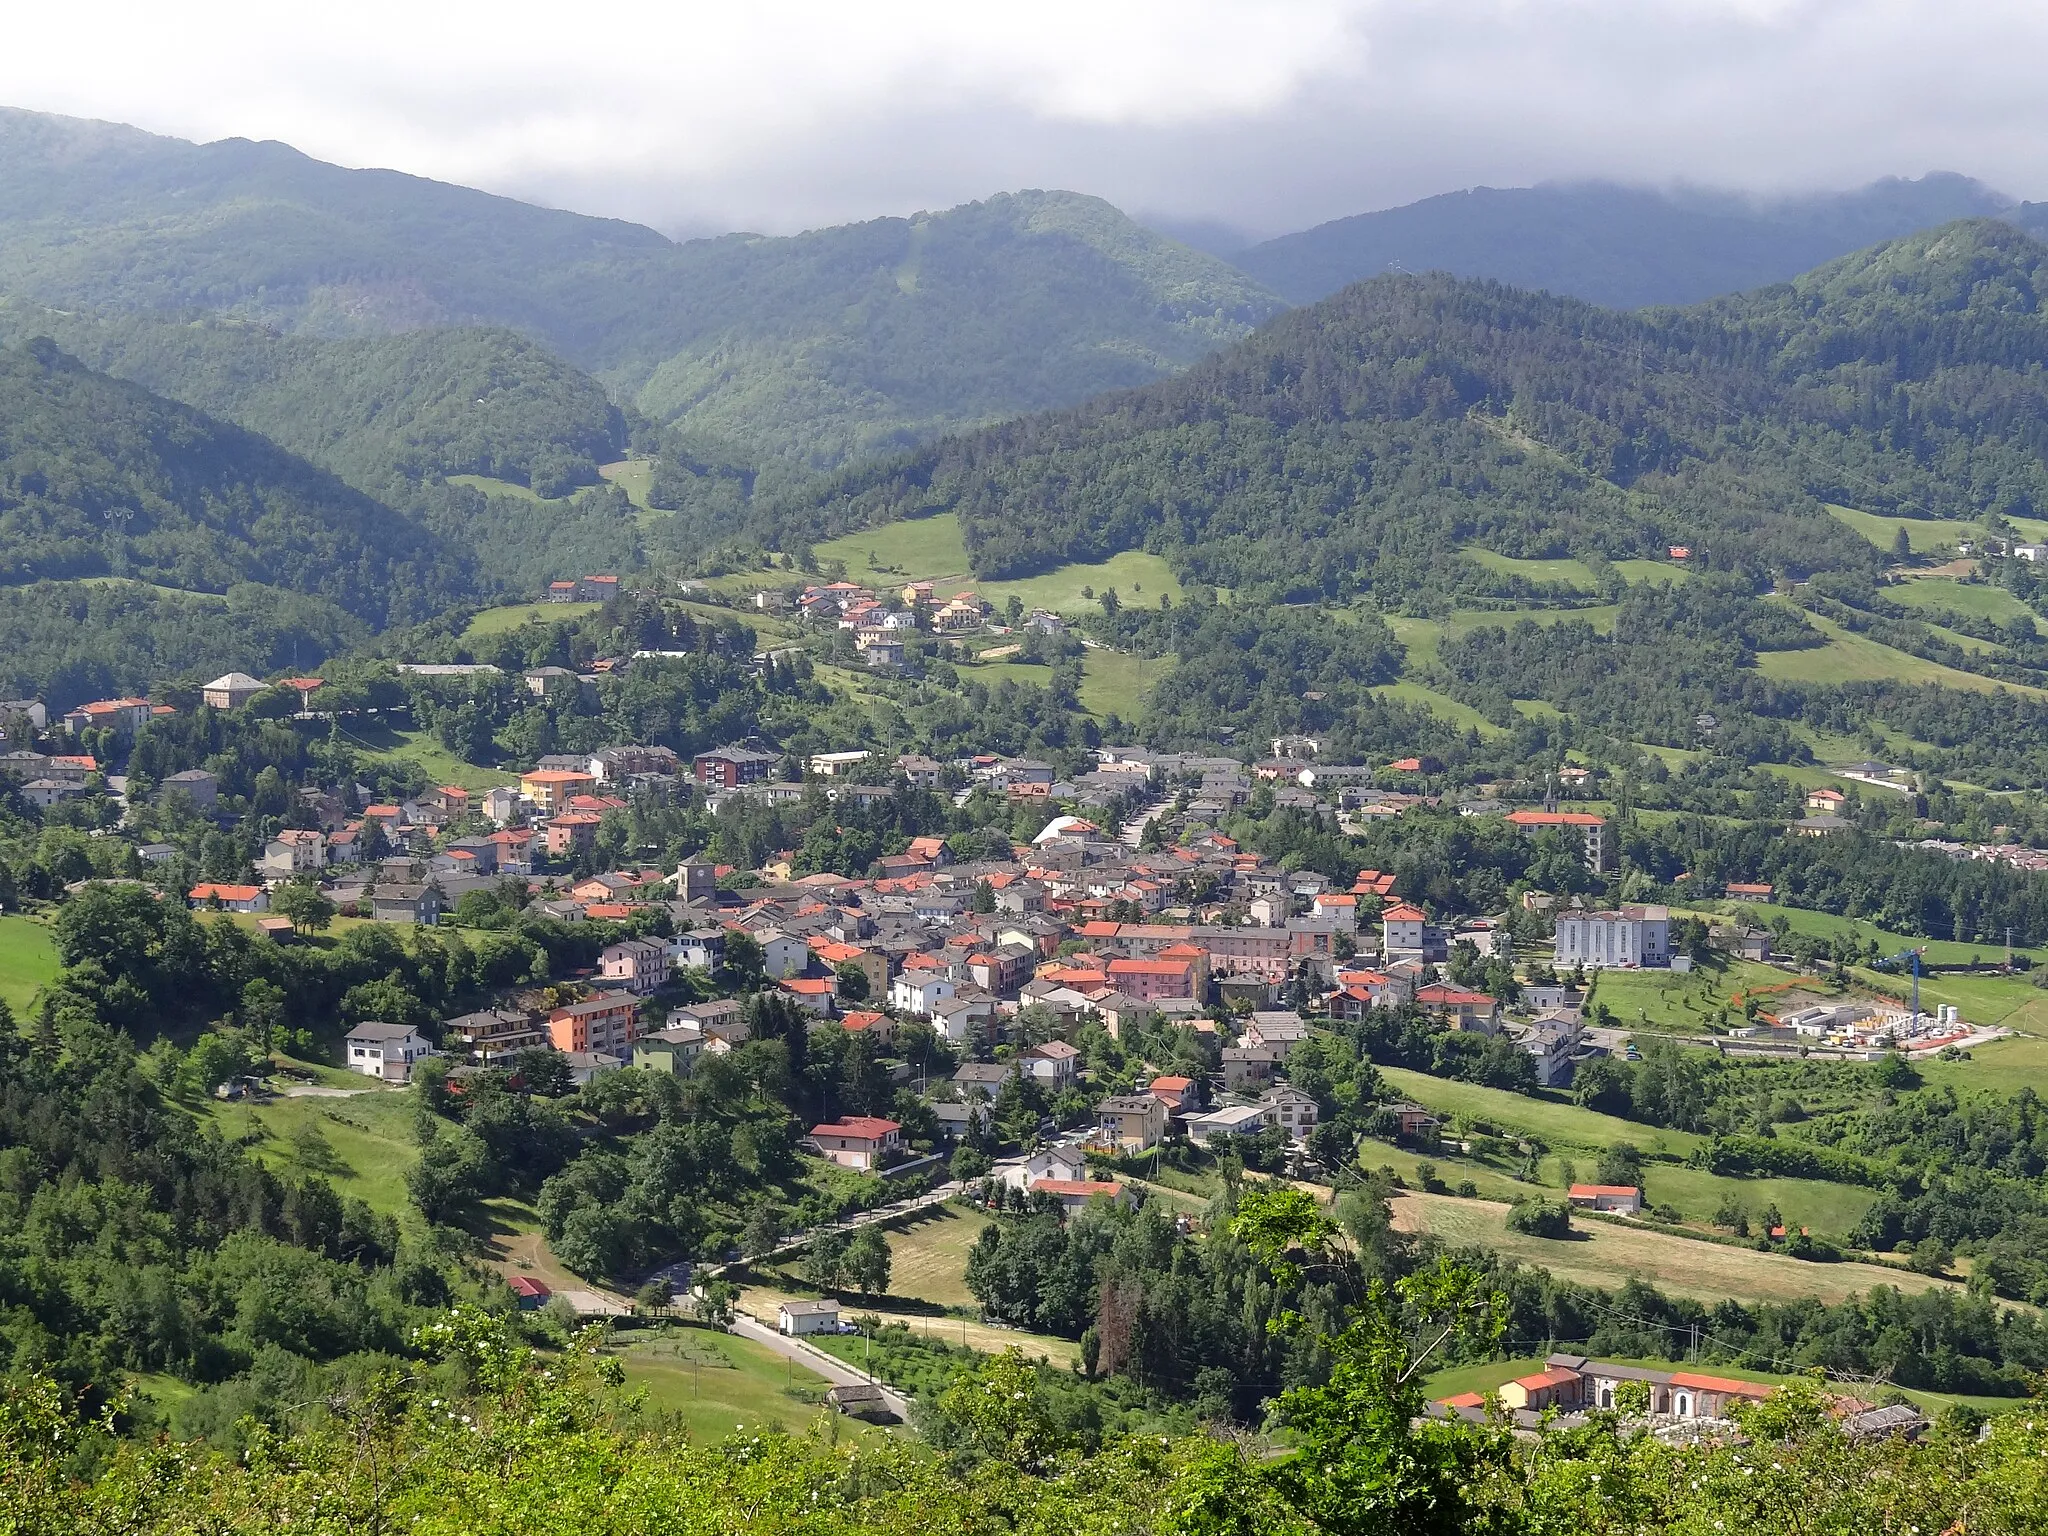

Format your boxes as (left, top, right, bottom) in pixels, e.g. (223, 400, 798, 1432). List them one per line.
(0, 109, 1282, 471)
(0, 338, 463, 624)
(0, 302, 629, 498)
(1234, 175, 2016, 308)
(779, 220, 2048, 604)
(609, 190, 1283, 470)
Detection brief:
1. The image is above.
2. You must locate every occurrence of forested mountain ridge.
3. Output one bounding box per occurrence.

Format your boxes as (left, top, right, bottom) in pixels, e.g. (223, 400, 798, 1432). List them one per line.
(0, 302, 629, 497)
(0, 106, 667, 339)
(1233, 173, 2021, 308)
(0, 109, 1281, 471)
(0, 337, 465, 624)
(775, 220, 2048, 601)
(605, 190, 1284, 471)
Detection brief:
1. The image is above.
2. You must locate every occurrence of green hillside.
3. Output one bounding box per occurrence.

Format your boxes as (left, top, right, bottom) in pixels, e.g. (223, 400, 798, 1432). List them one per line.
(0, 110, 1282, 471)
(789, 220, 2048, 599)
(0, 302, 627, 496)
(0, 338, 463, 626)
(609, 190, 1283, 469)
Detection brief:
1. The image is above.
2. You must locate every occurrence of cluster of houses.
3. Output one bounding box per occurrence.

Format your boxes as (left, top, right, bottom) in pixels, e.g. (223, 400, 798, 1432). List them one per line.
(306, 744, 1671, 1170)
(753, 578, 1070, 668)
(1431, 1354, 1926, 1442)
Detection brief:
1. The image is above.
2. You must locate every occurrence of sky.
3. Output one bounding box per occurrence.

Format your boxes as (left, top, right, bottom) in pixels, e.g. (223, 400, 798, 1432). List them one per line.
(3, 0, 2046, 241)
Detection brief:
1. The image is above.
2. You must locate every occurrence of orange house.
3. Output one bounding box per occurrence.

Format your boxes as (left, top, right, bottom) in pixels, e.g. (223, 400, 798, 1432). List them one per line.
(547, 996, 637, 1056)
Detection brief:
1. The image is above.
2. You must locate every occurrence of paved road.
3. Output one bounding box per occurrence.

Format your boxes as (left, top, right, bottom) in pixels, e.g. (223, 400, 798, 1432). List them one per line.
(729, 1311, 913, 1421)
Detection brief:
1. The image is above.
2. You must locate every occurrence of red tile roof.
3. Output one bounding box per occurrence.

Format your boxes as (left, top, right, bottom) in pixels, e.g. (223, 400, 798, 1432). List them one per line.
(1671, 1371, 1772, 1398)
(190, 883, 261, 902)
(811, 1116, 901, 1141)
(1031, 1178, 1124, 1199)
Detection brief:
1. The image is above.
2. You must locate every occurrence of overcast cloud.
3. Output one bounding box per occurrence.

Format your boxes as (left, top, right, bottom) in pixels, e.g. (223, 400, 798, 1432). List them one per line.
(3, 0, 2045, 239)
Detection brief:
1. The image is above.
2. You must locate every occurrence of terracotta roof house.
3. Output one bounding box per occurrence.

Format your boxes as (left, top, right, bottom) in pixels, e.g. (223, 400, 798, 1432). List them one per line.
(809, 1116, 902, 1171)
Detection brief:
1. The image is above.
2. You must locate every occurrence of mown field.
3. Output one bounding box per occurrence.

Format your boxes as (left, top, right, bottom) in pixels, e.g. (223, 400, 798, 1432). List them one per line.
(809, 513, 1186, 614)
(1588, 955, 1841, 1035)
(1369, 680, 1506, 737)
(1679, 901, 2048, 970)
(597, 457, 656, 508)
(1369, 1065, 1878, 1238)
(1887, 576, 2036, 625)
(1755, 612, 2048, 697)
(0, 912, 60, 1014)
(1389, 1190, 1945, 1306)
(879, 1201, 993, 1309)
(1078, 649, 1170, 719)
(1826, 505, 1973, 554)
(617, 1326, 873, 1442)
(737, 1280, 1081, 1367)
(464, 600, 602, 638)
(340, 721, 520, 791)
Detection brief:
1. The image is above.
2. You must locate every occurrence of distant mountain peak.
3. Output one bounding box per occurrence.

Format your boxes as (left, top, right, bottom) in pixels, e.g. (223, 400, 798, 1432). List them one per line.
(1233, 173, 2025, 310)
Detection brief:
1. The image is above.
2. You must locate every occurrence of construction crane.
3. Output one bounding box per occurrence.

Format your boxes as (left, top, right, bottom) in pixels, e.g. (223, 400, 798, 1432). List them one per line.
(1881, 946, 1926, 1026)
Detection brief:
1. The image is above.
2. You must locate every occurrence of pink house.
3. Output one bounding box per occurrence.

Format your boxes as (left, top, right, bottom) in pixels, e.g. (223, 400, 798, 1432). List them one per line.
(809, 1116, 902, 1171)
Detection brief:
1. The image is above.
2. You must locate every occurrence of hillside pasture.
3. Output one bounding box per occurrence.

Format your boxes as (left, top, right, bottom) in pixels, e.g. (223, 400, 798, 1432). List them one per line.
(1681, 902, 2048, 970)
(1462, 549, 1598, 588)
(1826, 505, 1972, 554)
(1754, 612, 2047, 698)
(1369, 680, 1506, 737)
(340, 721, 519, 791)
(1373, 1066, 1706, 1158)
(445, 473, 559, 504)
(463, 600, 601, 637)
(0, 914, 59, 1014)
(811, 513, 1187, 614)
(597, 457, 656, 508)
(1389, 1189, 1952, 1306)
(202, 1086, 418, 1220)
(878, 1202, 993, 1309)
(619, 1328, 859, 1442)
(1078, 648, 1169, 719)
(1886, 577, 2037, 626)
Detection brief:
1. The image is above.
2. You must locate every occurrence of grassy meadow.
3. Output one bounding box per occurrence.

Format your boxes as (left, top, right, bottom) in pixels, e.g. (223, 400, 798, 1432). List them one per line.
(597, 457, 656, 508)
(1755, 612, 2046, 697)
(1078, 648, 1170, 719)
(811, 513, 1186, 615)
(1886, 576, 2036, 625)
(201, 1083, 419, 1219)
(879, 1202, 994, 1309)
(340, 721, 520, 791)
(1369, 680, 1507, 736)
(463, 600, 602, 638)
(1825, 505, 1972, 555)
(617, 1326, 867, 1442)
(0, 913, 60, 1014)
(1389, 1190, 1944, 1306)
